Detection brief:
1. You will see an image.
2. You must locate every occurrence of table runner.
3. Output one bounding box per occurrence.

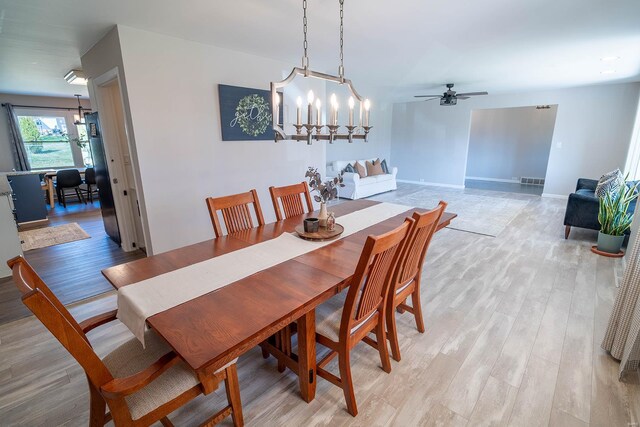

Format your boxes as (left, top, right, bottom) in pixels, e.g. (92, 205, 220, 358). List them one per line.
(118, 202, 411, 343)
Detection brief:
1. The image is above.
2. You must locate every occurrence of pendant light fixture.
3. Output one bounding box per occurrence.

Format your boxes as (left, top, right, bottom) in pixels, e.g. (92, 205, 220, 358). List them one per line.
(73, 94, 85, 125)
(270, 0, 372, 144)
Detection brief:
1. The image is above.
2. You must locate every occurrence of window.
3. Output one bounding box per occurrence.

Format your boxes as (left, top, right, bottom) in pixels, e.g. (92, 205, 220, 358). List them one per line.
(76, 123, 94, 167)
(18, 115, 75, 169)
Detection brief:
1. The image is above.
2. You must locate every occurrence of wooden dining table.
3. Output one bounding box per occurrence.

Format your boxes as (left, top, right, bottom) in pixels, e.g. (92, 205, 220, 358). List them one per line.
(102, 199, 456, 402)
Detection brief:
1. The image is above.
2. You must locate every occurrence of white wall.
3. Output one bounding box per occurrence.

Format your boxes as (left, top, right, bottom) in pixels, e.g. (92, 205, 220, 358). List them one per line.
(0, 93, 91, 172)
(466, 105, 557, 181)
(391, 83, 640, 195)
(87, 26, 327, 254)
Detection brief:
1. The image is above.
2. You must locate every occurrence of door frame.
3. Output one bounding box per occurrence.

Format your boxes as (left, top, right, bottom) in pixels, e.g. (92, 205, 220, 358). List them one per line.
(88, 67, 150, 252)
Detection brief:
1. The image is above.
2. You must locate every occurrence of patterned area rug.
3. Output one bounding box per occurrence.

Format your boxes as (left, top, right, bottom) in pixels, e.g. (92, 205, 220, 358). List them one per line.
(19, 223, 91, 251)
(369, 187, 530, 237)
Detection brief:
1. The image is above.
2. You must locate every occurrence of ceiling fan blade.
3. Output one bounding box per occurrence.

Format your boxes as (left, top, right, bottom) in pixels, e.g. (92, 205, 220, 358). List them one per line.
(414, 95, 443, 98)
(456, 91, 488, 96)
(456, 96, 470, 100)
(424, 97, 441, 101)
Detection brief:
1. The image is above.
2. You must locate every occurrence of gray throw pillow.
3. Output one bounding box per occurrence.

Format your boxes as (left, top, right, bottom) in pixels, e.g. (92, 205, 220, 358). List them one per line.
(380, 159, 389, 174)
(595, 169, 624, 198)
(342, 163, 355, 173)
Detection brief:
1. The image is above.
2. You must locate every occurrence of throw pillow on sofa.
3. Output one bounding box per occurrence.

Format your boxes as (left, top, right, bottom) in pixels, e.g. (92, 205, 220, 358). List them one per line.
(595, 168, 624, 198)
(342, 163, 355, 173)
(366, 159, 385, 176)
(380, 159, 389, 174)
(354, 161, 367, 178)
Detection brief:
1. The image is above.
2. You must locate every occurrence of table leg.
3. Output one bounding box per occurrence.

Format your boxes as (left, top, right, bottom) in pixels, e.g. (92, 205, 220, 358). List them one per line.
(47, 178, 55, 208)
(297, 309, 316, 402)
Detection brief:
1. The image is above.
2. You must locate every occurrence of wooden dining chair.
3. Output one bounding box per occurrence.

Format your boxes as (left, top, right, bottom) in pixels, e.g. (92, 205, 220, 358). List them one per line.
(386, 201, 447, 362)
(269, 182, 314, 221)
(206, 189, 265, 238)
(8, 256, 244, 427)
(314, 218, 413, 416)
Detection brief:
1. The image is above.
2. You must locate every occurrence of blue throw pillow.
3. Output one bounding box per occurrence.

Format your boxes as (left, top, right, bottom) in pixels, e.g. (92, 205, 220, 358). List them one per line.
(380, 159, 389, 174)
(342, 163, 355, 173)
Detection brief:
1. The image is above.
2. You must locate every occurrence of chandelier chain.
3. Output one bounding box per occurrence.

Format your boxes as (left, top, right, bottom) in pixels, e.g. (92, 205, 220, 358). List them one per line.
(339, 0, 344, 79)
(302, 0, 309, 69)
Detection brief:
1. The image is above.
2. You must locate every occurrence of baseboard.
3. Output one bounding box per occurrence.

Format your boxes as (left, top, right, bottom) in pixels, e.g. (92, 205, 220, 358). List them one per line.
(397, 179, 465, 189)
(465, 176, 520, 184)
(542, 193, 568, 200)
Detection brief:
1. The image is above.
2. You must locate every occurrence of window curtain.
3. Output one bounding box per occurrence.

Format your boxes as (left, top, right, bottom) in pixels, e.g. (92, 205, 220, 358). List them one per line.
(2, 103, 30, 171)
(602, 231, 640, 379)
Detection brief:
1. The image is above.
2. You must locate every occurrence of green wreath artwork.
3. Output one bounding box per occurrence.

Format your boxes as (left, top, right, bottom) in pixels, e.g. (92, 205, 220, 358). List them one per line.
(233, 94, 272, 137)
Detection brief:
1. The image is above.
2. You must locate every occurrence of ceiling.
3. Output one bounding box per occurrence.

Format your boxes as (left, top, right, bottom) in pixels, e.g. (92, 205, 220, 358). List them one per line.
(0, 0, 639, 101)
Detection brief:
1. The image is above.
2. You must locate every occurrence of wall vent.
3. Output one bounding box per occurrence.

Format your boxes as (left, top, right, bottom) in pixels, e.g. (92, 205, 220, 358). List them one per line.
(520, 177, 545, 186)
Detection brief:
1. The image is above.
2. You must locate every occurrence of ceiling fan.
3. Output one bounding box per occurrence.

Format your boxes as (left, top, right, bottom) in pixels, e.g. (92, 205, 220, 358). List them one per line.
(414, 83, 488, 106)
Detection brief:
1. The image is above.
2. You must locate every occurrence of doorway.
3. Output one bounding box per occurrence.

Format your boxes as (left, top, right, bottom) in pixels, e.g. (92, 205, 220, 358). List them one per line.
(464, 105, 558, 196)
(90, 69, 147, 252)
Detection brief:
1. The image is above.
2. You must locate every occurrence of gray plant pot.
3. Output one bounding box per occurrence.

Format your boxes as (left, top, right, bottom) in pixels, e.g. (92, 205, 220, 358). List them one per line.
(597, 231, 625, 254)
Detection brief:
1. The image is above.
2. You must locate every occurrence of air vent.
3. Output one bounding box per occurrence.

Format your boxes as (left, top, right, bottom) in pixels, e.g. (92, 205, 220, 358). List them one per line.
(520, 177, 545, 186)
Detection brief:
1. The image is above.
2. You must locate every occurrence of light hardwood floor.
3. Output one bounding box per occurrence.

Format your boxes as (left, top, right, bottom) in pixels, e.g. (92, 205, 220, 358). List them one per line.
(1, 183, 638, 426)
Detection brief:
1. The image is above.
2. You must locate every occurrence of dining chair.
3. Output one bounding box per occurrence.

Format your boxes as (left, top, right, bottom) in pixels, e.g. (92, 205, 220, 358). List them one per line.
(8, 256, 244, 427)
(55, 169, 86, 208)
(82, 167, 99, 203)
(386, 201, 446, 362)
(269, 182, 314, 221)
(314, 218, 413, 416)
(206, 189, 265, 238)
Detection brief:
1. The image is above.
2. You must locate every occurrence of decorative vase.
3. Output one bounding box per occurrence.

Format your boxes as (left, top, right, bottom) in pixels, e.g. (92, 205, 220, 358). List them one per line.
(318, 202, 328, 227)
(597, 231, 625, 254)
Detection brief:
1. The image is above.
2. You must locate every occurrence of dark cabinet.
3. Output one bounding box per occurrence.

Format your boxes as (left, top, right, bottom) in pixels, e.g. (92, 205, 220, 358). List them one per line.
(7, 174, 47, 224)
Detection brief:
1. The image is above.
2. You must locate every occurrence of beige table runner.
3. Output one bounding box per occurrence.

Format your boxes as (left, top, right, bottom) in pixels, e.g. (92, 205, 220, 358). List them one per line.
(118, 202, 411, 344)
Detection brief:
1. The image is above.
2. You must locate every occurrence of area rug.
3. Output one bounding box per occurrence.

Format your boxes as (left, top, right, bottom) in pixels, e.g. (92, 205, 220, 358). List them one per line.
(19, 223, 91, 251)
(369, 187, 530, 237)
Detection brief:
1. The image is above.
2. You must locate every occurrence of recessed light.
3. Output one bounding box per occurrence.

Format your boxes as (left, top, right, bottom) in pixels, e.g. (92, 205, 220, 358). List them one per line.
(600, 70, 617, 75)
(600, 56, 620, 62)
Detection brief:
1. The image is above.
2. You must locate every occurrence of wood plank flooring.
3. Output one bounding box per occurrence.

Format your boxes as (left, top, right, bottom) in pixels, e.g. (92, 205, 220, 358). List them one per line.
(0, 183, 638, 426)
(0, 200, 145, 324)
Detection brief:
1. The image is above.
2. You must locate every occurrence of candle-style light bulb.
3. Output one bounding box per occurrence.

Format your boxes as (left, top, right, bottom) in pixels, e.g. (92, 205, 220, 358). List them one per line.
(296, 96, 302, 126)
(307, 90, 315, 105)
(334, 102, 339, 126)
(330, 93, 337, 107)
(307, 91, 314, 125)
(364, 99, 371, 127)
(348, 96, 355, 126)
(315, 98, 322, 126)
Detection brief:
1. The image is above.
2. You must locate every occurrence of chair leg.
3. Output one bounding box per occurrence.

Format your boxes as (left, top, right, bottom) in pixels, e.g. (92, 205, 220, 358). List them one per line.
(374, 320, 392, 373)
(76, 187, 86, 204)
(61, 189, 67, 208)
(386, 303, 402, 362)
(338, 349, 358, 416)
(412, 287, 426, 333)
(564, 225, 571, 239)
(224, 364, 244, 427)
(87, 382, 107, 427)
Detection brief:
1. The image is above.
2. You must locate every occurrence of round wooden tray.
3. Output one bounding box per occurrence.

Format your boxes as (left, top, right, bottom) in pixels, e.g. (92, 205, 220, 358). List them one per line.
(591, 245, 624, 258)
(295, 224, 344, 241)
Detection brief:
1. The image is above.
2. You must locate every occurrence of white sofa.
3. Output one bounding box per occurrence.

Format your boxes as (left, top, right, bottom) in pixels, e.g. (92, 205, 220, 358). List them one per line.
(327, 158, 398, 200)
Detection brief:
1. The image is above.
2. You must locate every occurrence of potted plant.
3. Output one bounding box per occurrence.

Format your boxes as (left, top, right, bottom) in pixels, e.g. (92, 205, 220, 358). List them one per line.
(597, 179, 639, 254)
(305, 167, 344, 227)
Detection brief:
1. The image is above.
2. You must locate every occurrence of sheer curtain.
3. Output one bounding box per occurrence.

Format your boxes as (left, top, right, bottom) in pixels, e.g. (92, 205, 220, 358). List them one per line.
(602, 232, 640, 379)
(2, 103, 30, 171)
(624, 97, 640, 180)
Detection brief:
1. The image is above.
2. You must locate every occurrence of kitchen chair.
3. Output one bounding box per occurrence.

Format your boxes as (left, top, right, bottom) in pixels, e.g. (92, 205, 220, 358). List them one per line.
(314, 218, 413, 416)
(269, 182, 314, 220)
(206, 189, 265, 238)
(56, 169, 86, 208)
(8, 256, 243, 427)
(82, 167, 98, 203)
(386, 201, 446, 362)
